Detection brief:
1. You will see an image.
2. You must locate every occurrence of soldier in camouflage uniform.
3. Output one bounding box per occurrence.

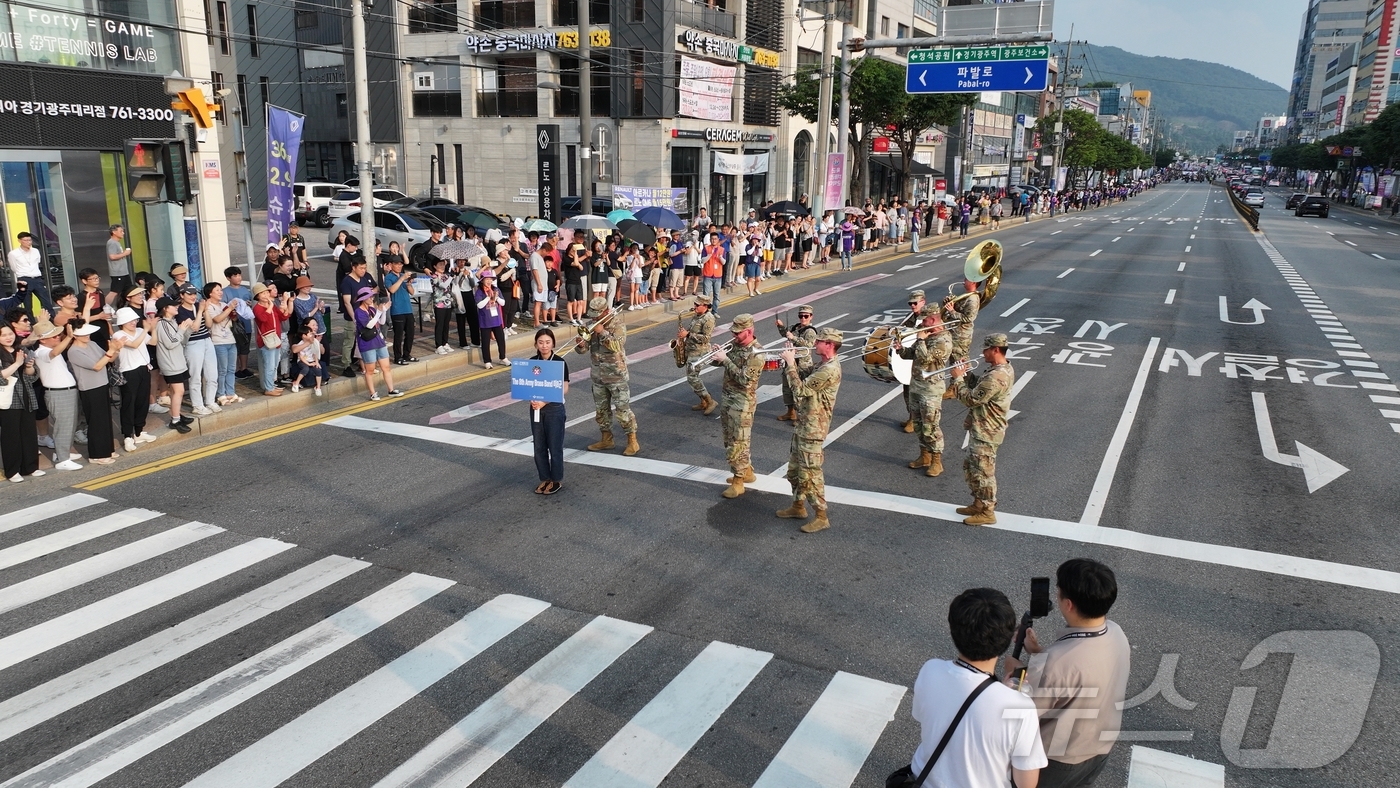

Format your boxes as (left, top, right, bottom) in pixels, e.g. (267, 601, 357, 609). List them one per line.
(680, 294, 718, 415)
(942, 278, 981, 399)
(898, 290, 926, 431)
(897, 305, 953, 477)
(776, 328, 844, 533)
(581, 297, 640, 456)
(709, 313, 765, 498)
(775, 304, 817, 422)
(951, 333, 1014, 525)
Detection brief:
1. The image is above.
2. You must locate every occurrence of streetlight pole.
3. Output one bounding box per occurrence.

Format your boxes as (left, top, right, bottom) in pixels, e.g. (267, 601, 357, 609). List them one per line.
(578, 0, 593, 211)
(218, 88, 258, 285)
(350, 0, 376, 254)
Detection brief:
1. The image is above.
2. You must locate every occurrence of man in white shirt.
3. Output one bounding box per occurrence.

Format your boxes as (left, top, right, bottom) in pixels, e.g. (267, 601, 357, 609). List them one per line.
(31, 321, 83, 470)
(906, 587, 1046, 788)
(6, 231, 52, 313)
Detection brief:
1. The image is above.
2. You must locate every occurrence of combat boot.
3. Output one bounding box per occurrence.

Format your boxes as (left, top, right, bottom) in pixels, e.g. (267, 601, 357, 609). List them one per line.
(926, 453, 944, 477)
(777, 407, 796, 422)
(702, 396, 718, 416)
(964, 502, 997, 526)
(800, 507, 831, 533)
(776, 501, 808, 519)
(942, 387, 957, 401)
(622, 432, 640, 456)
(691, 399, 707, 411)
(955, 499, 982, 516)
(902, 419, 915, 433)
(908, 450, 932, 469)
(587, 430, 615, 451)
(722, 479, 746, 498)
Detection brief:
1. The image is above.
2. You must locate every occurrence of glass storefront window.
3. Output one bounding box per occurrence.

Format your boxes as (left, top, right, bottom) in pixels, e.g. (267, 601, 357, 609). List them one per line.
(0, 0, 181, 75)
(671, 146, 699, 219)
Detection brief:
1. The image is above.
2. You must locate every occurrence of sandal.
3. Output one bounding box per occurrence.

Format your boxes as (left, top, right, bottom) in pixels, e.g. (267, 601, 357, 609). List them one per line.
(542, 481, 562, 495)
(534, 481, 549, 494)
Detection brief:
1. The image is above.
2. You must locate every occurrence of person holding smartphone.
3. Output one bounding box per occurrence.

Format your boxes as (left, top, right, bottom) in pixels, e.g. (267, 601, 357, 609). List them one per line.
(528, 327, 569, 495)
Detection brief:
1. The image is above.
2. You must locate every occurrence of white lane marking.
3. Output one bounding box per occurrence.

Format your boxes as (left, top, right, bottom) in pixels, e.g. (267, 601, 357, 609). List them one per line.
(1081, 338, 1161, 527)
(188, 596, 553, 788)
(12, 573, 457, 788)
(751, 672, 905, 788)
(1381, 409, 1400, 419)
(1345, 240, 1358, 246)
(1388, 231, 1398, 236)
(1184, 245, 1192, 252)
(1051, 230, 1062, 235)
(1165, 290, 1176, 305)
(566, 368, 719, 429)
(1058, 268, 1074, 278)
(909, 275, 941, 290)
(1127, 228, 1135, 232)
(0, 522, 221, 616)
(1373, 253, 1386, 260)
(367, 615, 649, 788)
(0, 538, 294, 673)
(1090, 249, 1103, 257)
(773, 387, 906, 475)
(564, 641, 772, 788)
(1021, 240, 1035, 246)
(1177, 262, 1186, 271)
(0, 555, 367, 745)
(1000, 297, 1030, 318)
(1111, 236, 1121, 242)
(0, 509, 162, 572)
(0, 494, 104, 535)
(1189, 234, 1196, 239)
(1326, 231, 1335, 235)
(1126, 745, 1224, 788)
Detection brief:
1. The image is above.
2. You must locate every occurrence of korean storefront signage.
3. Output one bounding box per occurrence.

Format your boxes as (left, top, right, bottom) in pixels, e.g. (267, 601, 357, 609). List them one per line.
(678, 56, 735, 122)
(462, 29, 609, 55)
(265, 106, 305, 245)
(537, 124, 560, 223)
(672, 128, 775, 143)
(0, 1, 180, 74)
(0, 61, 171, 149)
(679, 30, 779, 68)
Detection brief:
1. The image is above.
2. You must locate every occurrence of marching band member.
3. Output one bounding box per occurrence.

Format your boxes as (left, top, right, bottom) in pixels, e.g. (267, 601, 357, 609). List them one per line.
(580, 297, 640, 456)
(774, 304, 817, 422)
(679, 294, 717, 415)
(776, 328, 844, 533)
(943, 278, 981, 398)
(898, 289, 926, 431)
(951, 334, 1014, 526)
(709, 314, 765, 499)
(897, 305, 953, 477)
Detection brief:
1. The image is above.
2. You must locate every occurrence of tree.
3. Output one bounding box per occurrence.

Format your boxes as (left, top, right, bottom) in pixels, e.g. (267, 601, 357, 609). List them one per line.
(1033, 108, 1104, 184)
(1153, 148, 1179, 169)
(1365, 102, 1400, 167)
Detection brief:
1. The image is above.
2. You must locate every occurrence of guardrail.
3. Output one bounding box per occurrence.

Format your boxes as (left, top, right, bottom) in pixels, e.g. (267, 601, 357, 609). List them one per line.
(1227, 186, 1260, 231)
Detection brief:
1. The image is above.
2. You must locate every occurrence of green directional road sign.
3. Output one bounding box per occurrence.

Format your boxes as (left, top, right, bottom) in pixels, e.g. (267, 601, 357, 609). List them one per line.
(907, 44, 1050, 65)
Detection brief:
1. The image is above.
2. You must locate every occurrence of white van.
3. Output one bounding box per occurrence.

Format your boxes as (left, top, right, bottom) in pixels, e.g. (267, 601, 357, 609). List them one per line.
(293, 182, 347, 227)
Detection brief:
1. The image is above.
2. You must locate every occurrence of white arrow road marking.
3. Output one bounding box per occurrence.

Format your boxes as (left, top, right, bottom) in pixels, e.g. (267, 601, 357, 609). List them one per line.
(1251, 392, 1348, 493)
(1126, 746, 1224, 788)
(1218, 296, 1270, 325)
(897, 262, 926, 271)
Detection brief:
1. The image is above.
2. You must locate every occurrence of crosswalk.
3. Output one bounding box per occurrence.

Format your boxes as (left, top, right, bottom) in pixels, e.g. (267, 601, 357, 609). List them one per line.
(0, 494, 907, 788)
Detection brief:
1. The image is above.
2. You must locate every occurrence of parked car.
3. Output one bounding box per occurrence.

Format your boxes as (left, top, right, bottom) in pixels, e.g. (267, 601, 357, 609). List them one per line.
(293, 182, 347, 227)
(326, 188, 409, 221)
(418, 204, 513, 233)
(1242, 190, 1265, 208)
(1295, 196, 1330, 218)
(342, 175, 379, 189)
(560, 196, 613, 218)
(1268, 179, 1281, 187)
(1285, 193, 1307, 209)
(329, 208, 438, 263)
(382, 196, 459, 211)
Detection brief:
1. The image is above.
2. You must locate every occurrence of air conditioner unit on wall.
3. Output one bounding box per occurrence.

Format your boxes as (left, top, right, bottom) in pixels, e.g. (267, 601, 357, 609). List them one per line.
(414, 72, 435, 91)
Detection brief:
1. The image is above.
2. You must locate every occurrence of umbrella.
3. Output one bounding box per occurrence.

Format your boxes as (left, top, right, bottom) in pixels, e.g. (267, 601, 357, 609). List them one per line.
(842, 206, 866, 216)
(606, 209, 636, 224)
(764, 200, 810, 217)
(429, 239, 486, 260)
(452, 209, 500, 231)
(632, 206, 685, 230)
(560, 213, 617, 231)
(616, 218, 656, 246)
(521, 218, 557, 233)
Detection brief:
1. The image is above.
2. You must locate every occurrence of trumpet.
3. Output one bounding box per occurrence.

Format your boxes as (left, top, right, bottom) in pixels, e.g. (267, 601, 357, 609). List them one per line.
(920, 357, 981, 381)
(751, 346, 814, 360)
(689, 340, 734, 369)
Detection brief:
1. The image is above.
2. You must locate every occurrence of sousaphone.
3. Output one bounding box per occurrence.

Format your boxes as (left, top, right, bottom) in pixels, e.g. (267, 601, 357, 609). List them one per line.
(951, 240, 1003, 308)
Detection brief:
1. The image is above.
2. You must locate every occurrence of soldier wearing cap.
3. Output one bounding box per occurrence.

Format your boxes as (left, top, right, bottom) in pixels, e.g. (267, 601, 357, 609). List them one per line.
(777, 327, 844, 533)
(943, 277, 982, 391)
(774, 304, 817, 422)
(679, 293, 717, 415)
(582, 297, 639, 456)
(709, 313, 765, 498)
(897, 289, 927, 432)
(897, 304, 953, 477)
(951, 333, 1015, 525)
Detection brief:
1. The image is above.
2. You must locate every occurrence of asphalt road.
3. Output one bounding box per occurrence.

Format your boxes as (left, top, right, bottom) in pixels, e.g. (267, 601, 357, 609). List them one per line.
(2, 182, 1398, 788)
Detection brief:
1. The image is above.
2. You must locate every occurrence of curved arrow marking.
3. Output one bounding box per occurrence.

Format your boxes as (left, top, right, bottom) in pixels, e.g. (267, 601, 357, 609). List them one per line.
(1251, 392, 1348, 493)
(1219, 296, 1270, 325)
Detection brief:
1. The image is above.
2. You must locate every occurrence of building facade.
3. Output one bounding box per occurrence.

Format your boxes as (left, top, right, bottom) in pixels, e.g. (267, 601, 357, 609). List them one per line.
(1286, 0, 1368, 142)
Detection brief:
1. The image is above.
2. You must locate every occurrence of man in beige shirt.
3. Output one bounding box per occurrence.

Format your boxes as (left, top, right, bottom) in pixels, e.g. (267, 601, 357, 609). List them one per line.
(1007, 558, 1131, 788)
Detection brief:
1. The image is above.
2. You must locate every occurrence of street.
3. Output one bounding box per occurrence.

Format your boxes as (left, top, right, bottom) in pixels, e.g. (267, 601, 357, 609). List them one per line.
(1, 181, 1397, 787)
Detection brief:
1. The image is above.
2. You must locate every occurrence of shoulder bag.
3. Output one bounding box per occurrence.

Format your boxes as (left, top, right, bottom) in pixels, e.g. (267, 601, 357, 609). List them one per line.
(885, 675, 996, 788)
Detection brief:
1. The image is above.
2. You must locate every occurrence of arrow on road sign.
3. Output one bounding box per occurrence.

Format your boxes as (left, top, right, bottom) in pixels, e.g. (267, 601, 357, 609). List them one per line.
(1251, 392, 1348, 493)
(1024, 66, 1033, 84)
(919, 70, 926, 86)
(1219, 296, 1270, 325)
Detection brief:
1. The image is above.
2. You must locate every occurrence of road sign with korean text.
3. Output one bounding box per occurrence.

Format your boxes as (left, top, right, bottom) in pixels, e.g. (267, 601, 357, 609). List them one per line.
(906, 45, 1050, 94)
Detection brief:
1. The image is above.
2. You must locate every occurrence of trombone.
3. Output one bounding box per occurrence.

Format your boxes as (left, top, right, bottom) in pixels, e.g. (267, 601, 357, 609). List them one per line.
(920, 357, 981, 381)
(573, 309, 618, 353)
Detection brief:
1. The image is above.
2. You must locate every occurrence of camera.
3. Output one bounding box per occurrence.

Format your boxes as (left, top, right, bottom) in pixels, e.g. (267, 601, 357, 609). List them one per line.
(1008, 577, 1051, 691)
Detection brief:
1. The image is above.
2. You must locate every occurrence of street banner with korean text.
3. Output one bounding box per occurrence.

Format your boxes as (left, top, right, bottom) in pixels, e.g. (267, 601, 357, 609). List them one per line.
(612, 185, 691, 215)
(511, 358, 565, 403)
(678, 56, 736, 121)
(266, 105, 305, 246)
(824, 152, 846, 208)
(713, 152, 769, 176)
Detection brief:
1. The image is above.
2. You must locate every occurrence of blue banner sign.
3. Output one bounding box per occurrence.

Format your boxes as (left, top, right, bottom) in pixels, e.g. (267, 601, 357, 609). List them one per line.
(266, 105, 305, 245)
(511, 358, 565, 403)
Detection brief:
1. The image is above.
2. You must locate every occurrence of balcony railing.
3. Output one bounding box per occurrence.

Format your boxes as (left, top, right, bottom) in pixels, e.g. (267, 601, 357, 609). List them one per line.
(676, 0, 736, 38)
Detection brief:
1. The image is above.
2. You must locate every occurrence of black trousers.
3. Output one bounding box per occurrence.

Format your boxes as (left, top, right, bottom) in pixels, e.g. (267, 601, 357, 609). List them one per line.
(78, 386, 115, 459)
(119, 365, 151, 438)
(434, 306, 453, 347)
(531, 402, 565, 482)
(455, 299, 480, 347)
(1038, 754, 1110, 788)
(0, 408, 39, 477)
(391, 313, 415, 361)
(481, 325, 506, 363)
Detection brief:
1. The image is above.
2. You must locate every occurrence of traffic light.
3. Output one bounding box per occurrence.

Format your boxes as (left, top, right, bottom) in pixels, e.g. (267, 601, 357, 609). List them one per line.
(124, 139, 166, 203)
(163, 140, 192, 203)
(171, 87, 218, 129)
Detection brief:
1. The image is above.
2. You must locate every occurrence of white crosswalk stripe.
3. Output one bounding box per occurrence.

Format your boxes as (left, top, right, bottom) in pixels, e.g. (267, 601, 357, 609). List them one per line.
(0, 497, 908, 788)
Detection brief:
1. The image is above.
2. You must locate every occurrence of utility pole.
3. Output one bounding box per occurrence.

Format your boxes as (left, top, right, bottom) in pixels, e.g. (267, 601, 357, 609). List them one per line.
(1052, 27, 1075, 192)
(811, 0, 835, 218)
(579, 0, 593, 210)
(836, 24, 853, 209)
(350, 0, 375, 254)
(227, 96, 257, 284)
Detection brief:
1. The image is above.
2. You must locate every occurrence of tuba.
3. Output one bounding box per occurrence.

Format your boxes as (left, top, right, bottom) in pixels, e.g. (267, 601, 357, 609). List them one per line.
(947, 240, 1003, 308)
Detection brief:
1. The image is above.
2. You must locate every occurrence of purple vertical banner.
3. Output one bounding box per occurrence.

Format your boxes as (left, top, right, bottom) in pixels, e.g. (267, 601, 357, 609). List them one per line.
(266, 105, 305, 246)
(824, 152, 846, 209)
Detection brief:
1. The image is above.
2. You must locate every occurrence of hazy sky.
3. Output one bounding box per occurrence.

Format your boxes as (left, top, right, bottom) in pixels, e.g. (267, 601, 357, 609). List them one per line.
(1053, 0, 1311, 89)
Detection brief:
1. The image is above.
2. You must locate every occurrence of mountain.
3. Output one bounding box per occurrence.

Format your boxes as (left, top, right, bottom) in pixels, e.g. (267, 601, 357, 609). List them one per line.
(1056, 43, 1289, 155)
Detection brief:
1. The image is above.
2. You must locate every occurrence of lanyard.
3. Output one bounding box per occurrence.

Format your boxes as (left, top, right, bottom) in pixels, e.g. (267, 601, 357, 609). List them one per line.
(1056, 626, 1109, 643)
(955, 658, 993, 678)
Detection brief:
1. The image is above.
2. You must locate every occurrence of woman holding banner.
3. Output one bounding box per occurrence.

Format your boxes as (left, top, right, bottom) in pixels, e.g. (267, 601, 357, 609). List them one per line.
(528, 327, 570, 495)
